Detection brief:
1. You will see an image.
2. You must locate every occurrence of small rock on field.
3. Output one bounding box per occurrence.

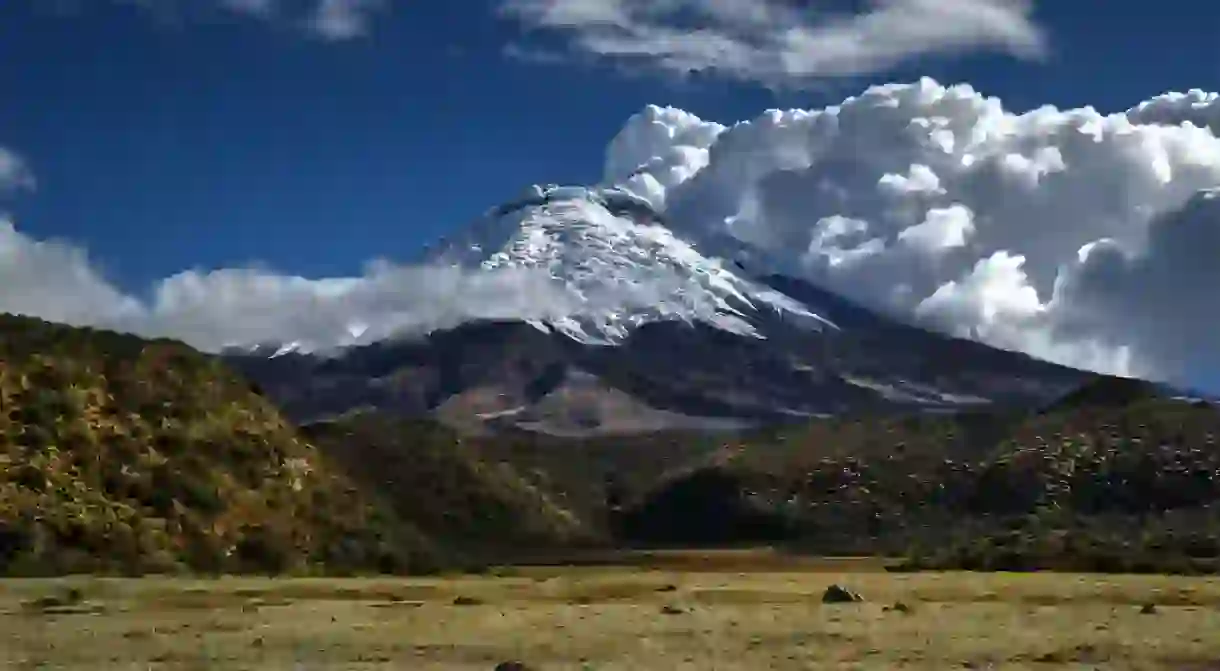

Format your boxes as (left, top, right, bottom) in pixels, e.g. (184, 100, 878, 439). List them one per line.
(822, 585, 864, 604)
(660, 604, 687, 615)
(453, 596, 484, 606)
(1139, 603, 1157, 614)
(494, 662, 534, 671)
(884, 601, 913, 613)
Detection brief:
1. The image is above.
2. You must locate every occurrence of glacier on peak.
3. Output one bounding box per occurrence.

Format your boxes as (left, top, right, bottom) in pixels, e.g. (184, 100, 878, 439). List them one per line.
(422, 182, 834, 345)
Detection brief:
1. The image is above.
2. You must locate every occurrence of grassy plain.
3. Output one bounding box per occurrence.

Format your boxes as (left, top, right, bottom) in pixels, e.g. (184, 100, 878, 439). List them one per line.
(2, 551, 1219, 670)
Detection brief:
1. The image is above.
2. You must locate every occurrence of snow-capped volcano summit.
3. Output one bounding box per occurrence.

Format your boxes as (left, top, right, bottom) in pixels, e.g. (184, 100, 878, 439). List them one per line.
(420, 183, 832, 345)
(216, 77, 1220, 434)
(222, 175, 1104, 434)
(217, 77, 1220, 389)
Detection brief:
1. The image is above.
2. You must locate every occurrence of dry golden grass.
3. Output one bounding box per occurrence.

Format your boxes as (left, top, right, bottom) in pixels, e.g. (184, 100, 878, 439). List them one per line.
(3, 552, 1220, 670)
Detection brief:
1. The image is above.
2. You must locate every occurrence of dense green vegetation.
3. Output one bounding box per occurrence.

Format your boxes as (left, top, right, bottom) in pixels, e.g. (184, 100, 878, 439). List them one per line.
(301, 414, 599, 563)
(2, 313, 1218, 576)
(0, 315, 609, 576)
(614, 379, 1220, 573)
(0, 315, 427, 576)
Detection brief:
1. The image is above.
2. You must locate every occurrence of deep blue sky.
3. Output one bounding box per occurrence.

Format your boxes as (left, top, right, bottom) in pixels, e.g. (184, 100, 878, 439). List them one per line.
(1, 0, 1217, 291)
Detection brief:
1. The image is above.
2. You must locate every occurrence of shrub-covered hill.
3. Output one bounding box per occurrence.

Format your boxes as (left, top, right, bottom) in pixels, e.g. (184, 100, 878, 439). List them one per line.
(613, 378, 1220, 572)
(300, 414, 599, 562)
(0, 315, 439, 576)
(7, 310, 1219, 576)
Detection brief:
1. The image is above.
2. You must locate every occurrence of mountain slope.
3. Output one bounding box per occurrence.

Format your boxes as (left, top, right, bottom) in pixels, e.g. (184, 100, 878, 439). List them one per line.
(300, 413, 598, 561)
(612, 377, 1220, 572)
(0, 314, 618, 575)
(226, 183, 1098, 434)
(228, 301, 1092, 435)
(0, 315, 438, 575)
(5, 312, 1215, 576)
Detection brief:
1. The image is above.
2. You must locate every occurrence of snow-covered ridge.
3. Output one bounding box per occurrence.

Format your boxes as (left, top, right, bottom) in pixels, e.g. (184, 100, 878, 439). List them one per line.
(423, 183, 834, 345)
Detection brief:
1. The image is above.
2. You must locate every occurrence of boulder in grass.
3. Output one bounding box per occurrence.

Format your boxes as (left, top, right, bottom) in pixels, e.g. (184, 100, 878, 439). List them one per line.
(821, 585, 864, 604)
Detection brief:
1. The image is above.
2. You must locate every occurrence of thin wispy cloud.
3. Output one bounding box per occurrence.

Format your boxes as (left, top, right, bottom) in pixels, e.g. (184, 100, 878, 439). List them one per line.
(0, 149, 35, 194)
(44, 0, 390, 41)
(217, 0, 277, 17)
(307, 0, 387, 41)
(499, 0, 1047, 87)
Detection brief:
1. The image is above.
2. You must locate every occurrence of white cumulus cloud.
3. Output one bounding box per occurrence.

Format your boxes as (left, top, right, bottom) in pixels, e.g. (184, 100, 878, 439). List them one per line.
(605, 77, 1220, 386)
(0, 212, 581, 354)
(0, 219, 140, 326)
(501, 0, 1046, 87)
(0, 146, 579, 353)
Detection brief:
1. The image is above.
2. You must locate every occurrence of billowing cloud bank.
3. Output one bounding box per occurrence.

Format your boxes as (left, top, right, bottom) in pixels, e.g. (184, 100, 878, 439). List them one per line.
(608, 78, 1220, 384)
(0, 218, 578, 353)
(3, 78, 1220, 390)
